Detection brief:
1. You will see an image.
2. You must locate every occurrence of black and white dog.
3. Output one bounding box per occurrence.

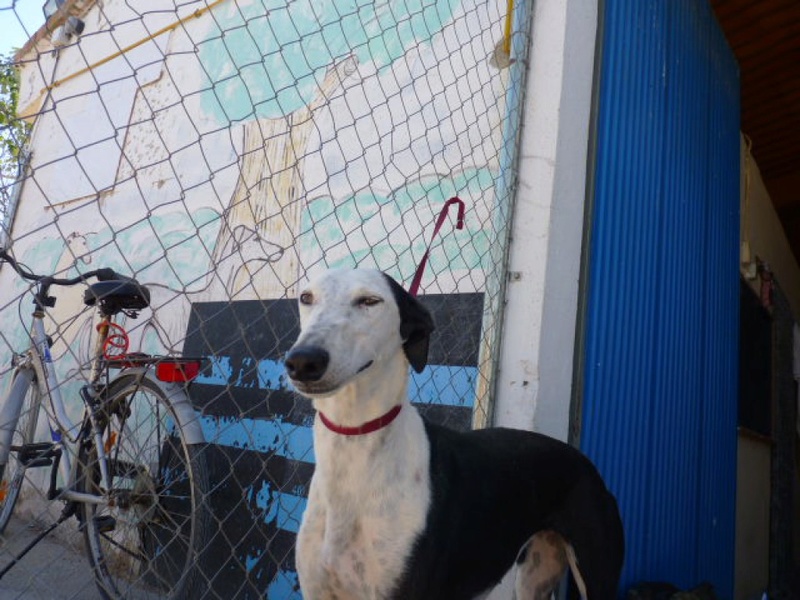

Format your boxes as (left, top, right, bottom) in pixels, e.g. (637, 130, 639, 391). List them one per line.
(284, 269, 624, 599)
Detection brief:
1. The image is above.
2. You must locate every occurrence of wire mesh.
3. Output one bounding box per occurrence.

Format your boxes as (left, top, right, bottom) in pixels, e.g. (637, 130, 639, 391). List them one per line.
(0, 0, 531, 597)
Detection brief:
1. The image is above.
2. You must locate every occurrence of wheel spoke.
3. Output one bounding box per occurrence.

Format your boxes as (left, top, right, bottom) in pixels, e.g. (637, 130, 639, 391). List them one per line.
(77, 373, 210, 599)
(98, 529, 148, 563)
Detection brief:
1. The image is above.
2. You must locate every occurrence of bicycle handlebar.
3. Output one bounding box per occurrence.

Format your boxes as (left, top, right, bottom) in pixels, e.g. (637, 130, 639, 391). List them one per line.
(0, 248, 135, 287)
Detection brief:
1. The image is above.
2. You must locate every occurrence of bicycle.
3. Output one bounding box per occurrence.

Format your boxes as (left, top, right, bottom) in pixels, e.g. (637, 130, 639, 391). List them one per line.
(0, 247, 211, 599)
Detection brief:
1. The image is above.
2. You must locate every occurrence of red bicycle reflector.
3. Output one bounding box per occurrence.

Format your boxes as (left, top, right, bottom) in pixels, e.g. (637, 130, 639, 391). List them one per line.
(156, 361, 201, 383)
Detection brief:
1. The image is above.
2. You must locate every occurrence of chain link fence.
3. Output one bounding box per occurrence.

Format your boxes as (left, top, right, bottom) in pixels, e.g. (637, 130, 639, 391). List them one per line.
(0, 0, 531, 597)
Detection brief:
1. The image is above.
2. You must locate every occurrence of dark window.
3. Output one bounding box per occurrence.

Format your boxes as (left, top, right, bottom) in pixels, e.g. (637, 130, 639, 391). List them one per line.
(738, 280, 772, 436)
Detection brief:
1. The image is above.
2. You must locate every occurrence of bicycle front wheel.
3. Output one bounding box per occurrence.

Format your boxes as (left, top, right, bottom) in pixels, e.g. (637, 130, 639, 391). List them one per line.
(78, 373, 210, 600)
(0, 370, 42, 534)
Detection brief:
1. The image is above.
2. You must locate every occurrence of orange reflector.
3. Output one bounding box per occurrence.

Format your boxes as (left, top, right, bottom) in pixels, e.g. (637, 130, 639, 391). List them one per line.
(156, 361, 201, 383)
(104, 431, 118, 454)
(0, 481, 7, 502)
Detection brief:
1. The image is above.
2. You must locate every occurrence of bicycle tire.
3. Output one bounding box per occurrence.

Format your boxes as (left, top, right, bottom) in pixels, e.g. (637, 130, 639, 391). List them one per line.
(0, 370, 42, 534)
(77, 373, 211, 600)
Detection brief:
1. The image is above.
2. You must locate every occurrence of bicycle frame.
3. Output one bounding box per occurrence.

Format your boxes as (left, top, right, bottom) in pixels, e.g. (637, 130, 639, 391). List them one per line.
(0, 300, 112, 504)
(1, 321, 64, 461)
(0, 297, 204, 509)
(0, 249, 212, 598)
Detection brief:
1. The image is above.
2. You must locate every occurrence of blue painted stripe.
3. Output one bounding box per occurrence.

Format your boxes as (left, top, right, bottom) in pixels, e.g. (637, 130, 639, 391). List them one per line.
(267, 569, 301, 600)
(192, 360, 477, 562)
(196, 357, 477, 408)
(242, 551, 301, 597)
(167, 414, 310, 535)
(244, 552, 260, 574)
(194, 364, 476, 466)
(409, 366, 476, 407)
(197, 413, 315, 463)
(250, 480, 307, 534)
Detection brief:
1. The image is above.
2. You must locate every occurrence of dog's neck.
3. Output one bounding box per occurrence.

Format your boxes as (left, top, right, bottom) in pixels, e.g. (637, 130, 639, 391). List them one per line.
(311, 349, 410, 430)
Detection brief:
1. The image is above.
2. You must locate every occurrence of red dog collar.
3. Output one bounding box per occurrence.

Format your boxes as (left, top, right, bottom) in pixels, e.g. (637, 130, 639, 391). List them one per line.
(318, 405, 403, 436)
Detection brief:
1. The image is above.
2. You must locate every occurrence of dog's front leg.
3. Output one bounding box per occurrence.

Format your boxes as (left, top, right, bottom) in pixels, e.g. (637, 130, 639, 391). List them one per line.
(296, 501, 337, 599)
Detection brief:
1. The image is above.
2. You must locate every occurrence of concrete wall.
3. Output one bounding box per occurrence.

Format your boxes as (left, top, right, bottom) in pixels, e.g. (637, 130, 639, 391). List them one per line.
(492, 0, 598, 441)
(735, 432, 771, 600)
(740, 136, 800, 317)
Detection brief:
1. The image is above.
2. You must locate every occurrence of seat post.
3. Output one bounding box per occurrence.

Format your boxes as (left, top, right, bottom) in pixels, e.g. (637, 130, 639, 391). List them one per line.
(88, 311, 112, 385)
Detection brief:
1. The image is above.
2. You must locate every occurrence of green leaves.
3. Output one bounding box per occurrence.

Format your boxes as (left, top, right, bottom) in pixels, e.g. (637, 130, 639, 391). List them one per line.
(0, 52, 31, 178)
(0, 52, 30, 234)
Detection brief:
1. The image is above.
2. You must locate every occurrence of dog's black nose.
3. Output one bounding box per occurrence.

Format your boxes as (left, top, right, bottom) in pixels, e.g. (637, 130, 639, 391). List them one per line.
(285, 346, 330, 382)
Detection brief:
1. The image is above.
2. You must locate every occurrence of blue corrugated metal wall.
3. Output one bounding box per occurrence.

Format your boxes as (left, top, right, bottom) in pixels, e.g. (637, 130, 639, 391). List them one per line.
(581, 0, 739, 595)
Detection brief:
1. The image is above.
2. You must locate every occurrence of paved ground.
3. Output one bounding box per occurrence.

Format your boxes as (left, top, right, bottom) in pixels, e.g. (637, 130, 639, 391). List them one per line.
(0, 514, 520, 600)
(0, 517, 103, 600)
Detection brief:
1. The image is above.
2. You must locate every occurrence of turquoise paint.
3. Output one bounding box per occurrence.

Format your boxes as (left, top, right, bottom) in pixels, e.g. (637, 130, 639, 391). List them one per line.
(197, 356, 477, 409)
(299, 168, 495, 280)
(262, 488, 306, 534)
(247, 480, 306, 534)
(14, 214, 205, 289)
(257, 358, 290, 391)
(19, 237, 69, 275)
(197, 413, 315, 462)
(198, 0, 460, 124)
(88, 208, 220, 287)
(409, 365, 476, 406)
(244, 551, 262, 574)
(254, 480, 269, 509)
(266, 569, 301, 600)
(199, 355, 235, 386)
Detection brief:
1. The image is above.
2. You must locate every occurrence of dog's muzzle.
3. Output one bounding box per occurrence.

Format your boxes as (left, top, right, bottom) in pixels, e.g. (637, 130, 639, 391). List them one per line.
(284, 345, 330, 383)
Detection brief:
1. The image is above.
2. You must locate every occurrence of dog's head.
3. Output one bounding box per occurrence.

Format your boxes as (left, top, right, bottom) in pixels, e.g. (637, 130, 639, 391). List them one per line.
(284, 269, 435, 397)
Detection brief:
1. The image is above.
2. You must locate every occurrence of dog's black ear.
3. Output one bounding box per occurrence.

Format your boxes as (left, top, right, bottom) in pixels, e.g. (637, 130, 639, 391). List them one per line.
(382, 273, 435, 373)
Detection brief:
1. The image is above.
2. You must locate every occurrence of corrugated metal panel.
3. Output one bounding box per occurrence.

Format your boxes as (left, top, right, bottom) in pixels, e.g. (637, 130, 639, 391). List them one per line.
(697, 8, 740, 589)
(581, 0, 739, 595)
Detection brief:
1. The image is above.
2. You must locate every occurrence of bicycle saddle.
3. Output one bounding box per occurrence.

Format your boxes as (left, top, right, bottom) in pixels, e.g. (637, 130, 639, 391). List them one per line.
(83, 280, 151, 315)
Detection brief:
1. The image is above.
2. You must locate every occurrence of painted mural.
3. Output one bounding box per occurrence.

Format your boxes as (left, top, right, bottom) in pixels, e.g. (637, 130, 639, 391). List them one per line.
(1, 0, 523, 596)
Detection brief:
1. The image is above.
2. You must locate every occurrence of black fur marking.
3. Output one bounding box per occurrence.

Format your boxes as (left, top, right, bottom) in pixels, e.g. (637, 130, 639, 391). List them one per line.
(391, 422, 625, 600)
(381, 273, 435, 373)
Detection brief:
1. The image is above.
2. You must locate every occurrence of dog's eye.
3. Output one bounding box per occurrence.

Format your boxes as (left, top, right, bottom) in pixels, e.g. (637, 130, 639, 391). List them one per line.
(299, 292, 314, 305)
(355, 296, 382, 307)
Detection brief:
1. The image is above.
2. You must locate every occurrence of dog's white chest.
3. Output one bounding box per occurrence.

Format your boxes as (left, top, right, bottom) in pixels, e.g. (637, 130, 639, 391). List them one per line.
(301, 510, 420, 598)
(296, 417, 430, 599)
